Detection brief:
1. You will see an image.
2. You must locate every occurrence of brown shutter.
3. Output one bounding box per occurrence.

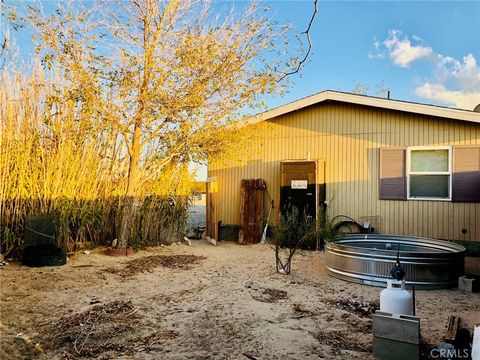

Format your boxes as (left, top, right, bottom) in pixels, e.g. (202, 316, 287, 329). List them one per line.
(452, 145, 480, 202)
(379, 148, 407, 200)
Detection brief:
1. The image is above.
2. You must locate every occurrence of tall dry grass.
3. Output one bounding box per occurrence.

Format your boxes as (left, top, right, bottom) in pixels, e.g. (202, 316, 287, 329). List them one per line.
(0, 66, 191, 257)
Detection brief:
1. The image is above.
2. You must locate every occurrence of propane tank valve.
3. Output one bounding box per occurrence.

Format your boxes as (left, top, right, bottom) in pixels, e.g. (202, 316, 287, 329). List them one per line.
(390, 243, 405, 280)
(379, 243, 413, 316)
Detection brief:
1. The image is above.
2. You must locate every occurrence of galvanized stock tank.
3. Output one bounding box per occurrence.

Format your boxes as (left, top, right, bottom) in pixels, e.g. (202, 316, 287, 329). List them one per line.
(325, 234, 466, 289)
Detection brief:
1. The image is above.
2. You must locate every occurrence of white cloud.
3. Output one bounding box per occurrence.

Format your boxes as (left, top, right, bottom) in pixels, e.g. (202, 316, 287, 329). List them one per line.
(374, 30, 480, 110)
(383, 30, 432, 68)
(416, 53, 480, 110)
(415, 84, 480, 110)
(443, 54, 480, 93)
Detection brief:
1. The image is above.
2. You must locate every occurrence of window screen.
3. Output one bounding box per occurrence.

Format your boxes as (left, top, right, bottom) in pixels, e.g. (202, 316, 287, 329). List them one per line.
(411, 150, 449, 172)
(408, 148, 451, 200)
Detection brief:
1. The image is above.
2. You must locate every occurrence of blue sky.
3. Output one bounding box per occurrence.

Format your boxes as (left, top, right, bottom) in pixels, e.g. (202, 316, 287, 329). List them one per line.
(201, 0, 480, 180)
(5, 1, 478, 111)
(3, 1, 479, 179)
(193, 0, 480, 180)
(260, 0, 480, 111)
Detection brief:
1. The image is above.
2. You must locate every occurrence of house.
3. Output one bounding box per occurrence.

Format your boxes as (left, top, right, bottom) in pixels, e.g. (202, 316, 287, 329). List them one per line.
(207, 90, 480, 247)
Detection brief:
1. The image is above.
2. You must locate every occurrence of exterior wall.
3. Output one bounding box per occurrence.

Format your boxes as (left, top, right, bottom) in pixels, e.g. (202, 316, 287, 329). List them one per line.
(209, 102, 480, 242)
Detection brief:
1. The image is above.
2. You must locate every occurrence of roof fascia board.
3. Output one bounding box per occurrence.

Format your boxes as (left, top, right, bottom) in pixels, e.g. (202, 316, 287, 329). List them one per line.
(240, 90, 480, 126)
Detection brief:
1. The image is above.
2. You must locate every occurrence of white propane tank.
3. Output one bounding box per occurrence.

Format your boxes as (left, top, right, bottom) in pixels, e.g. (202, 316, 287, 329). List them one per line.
(380, 280, 413, 316)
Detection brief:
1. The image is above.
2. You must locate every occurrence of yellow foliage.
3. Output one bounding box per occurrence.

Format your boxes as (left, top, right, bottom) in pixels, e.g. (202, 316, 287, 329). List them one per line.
(1, 0, 299, 250)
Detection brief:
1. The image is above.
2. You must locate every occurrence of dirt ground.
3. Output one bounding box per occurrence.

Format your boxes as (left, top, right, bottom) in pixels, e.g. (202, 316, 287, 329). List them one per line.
(1, 241, 479, 360)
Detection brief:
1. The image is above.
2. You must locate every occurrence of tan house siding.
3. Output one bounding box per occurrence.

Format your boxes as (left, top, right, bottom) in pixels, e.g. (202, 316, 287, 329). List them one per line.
(209, 102, 480, 242)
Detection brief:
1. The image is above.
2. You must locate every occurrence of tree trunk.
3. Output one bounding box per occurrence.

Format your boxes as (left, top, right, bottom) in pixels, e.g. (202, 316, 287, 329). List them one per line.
(117, 125, 141, 250)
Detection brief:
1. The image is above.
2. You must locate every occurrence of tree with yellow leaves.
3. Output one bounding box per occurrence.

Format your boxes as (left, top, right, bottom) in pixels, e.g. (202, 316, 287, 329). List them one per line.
(10, 0, 306, 249)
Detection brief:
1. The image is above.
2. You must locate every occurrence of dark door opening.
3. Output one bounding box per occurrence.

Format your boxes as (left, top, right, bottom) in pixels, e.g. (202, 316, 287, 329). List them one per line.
(280, 161, 317, 221)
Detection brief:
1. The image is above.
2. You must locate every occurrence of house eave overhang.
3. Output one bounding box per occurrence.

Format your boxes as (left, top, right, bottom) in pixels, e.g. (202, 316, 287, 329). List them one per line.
(239, 90, 480, 127)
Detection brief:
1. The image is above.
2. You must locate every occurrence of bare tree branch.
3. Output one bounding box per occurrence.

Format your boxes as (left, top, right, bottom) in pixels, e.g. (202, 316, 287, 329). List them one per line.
(278, 0, 318, 83)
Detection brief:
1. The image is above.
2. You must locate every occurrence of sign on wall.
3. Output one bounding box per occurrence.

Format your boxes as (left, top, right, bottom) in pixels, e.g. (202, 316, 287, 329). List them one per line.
(291, 180, 308, 189)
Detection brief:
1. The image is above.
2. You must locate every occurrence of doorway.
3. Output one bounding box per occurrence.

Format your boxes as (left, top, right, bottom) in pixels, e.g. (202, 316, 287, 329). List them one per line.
(279, 160, 325, 221)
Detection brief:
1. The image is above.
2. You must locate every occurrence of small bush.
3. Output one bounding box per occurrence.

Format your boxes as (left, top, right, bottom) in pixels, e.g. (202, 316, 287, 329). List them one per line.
(270, 206, 342, 274)
(270, 207, 317, 274)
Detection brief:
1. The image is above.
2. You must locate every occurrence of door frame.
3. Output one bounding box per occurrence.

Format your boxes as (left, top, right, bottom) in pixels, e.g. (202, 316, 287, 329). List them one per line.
(279, 159, 326, 223)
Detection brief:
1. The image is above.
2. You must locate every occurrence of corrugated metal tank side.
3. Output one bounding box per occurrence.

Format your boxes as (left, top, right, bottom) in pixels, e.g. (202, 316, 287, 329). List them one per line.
(209, 102, 480, 242)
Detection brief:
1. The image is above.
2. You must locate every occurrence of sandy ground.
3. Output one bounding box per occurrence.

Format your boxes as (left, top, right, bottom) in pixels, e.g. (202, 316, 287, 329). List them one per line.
(1, 241, 479, 360)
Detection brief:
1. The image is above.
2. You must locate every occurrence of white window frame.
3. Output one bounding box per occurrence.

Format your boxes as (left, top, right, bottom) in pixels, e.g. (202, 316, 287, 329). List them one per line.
(406, 146, 452, 201)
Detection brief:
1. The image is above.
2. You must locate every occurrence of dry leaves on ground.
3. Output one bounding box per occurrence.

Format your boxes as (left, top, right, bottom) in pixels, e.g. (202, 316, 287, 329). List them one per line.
(252, 288, 288, 303)
(104, 255, 206, 277)
(39, 300, 179, 359)
(323, 298, 379, 317)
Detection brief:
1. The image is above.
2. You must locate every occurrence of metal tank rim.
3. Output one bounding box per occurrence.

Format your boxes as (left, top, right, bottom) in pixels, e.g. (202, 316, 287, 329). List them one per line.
(324, 234, 466, 290)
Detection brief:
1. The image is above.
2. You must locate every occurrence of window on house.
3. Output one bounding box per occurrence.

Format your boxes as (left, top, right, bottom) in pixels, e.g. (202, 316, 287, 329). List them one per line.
(407, 147, 451, 200)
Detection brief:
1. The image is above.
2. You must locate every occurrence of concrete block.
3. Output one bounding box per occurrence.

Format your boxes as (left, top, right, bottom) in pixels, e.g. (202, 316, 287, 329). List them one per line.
(458, 276, 478, 292)
(373, 337, 419, 360)
(472, 326, 479, 360)
(373, 312, 420, 345)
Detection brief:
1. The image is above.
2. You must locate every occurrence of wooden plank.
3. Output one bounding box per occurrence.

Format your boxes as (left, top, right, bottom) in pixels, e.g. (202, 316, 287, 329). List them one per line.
(205, 179, 218, 244)
(254, 183, 264, 242)
(238, 180, 247, 244)
(238, 179, 265, 244)
(445, 315, 459, 343)
(247, 179, 255, 242)
(206, 182, 211, 238)
(213, 189, 218, 242)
